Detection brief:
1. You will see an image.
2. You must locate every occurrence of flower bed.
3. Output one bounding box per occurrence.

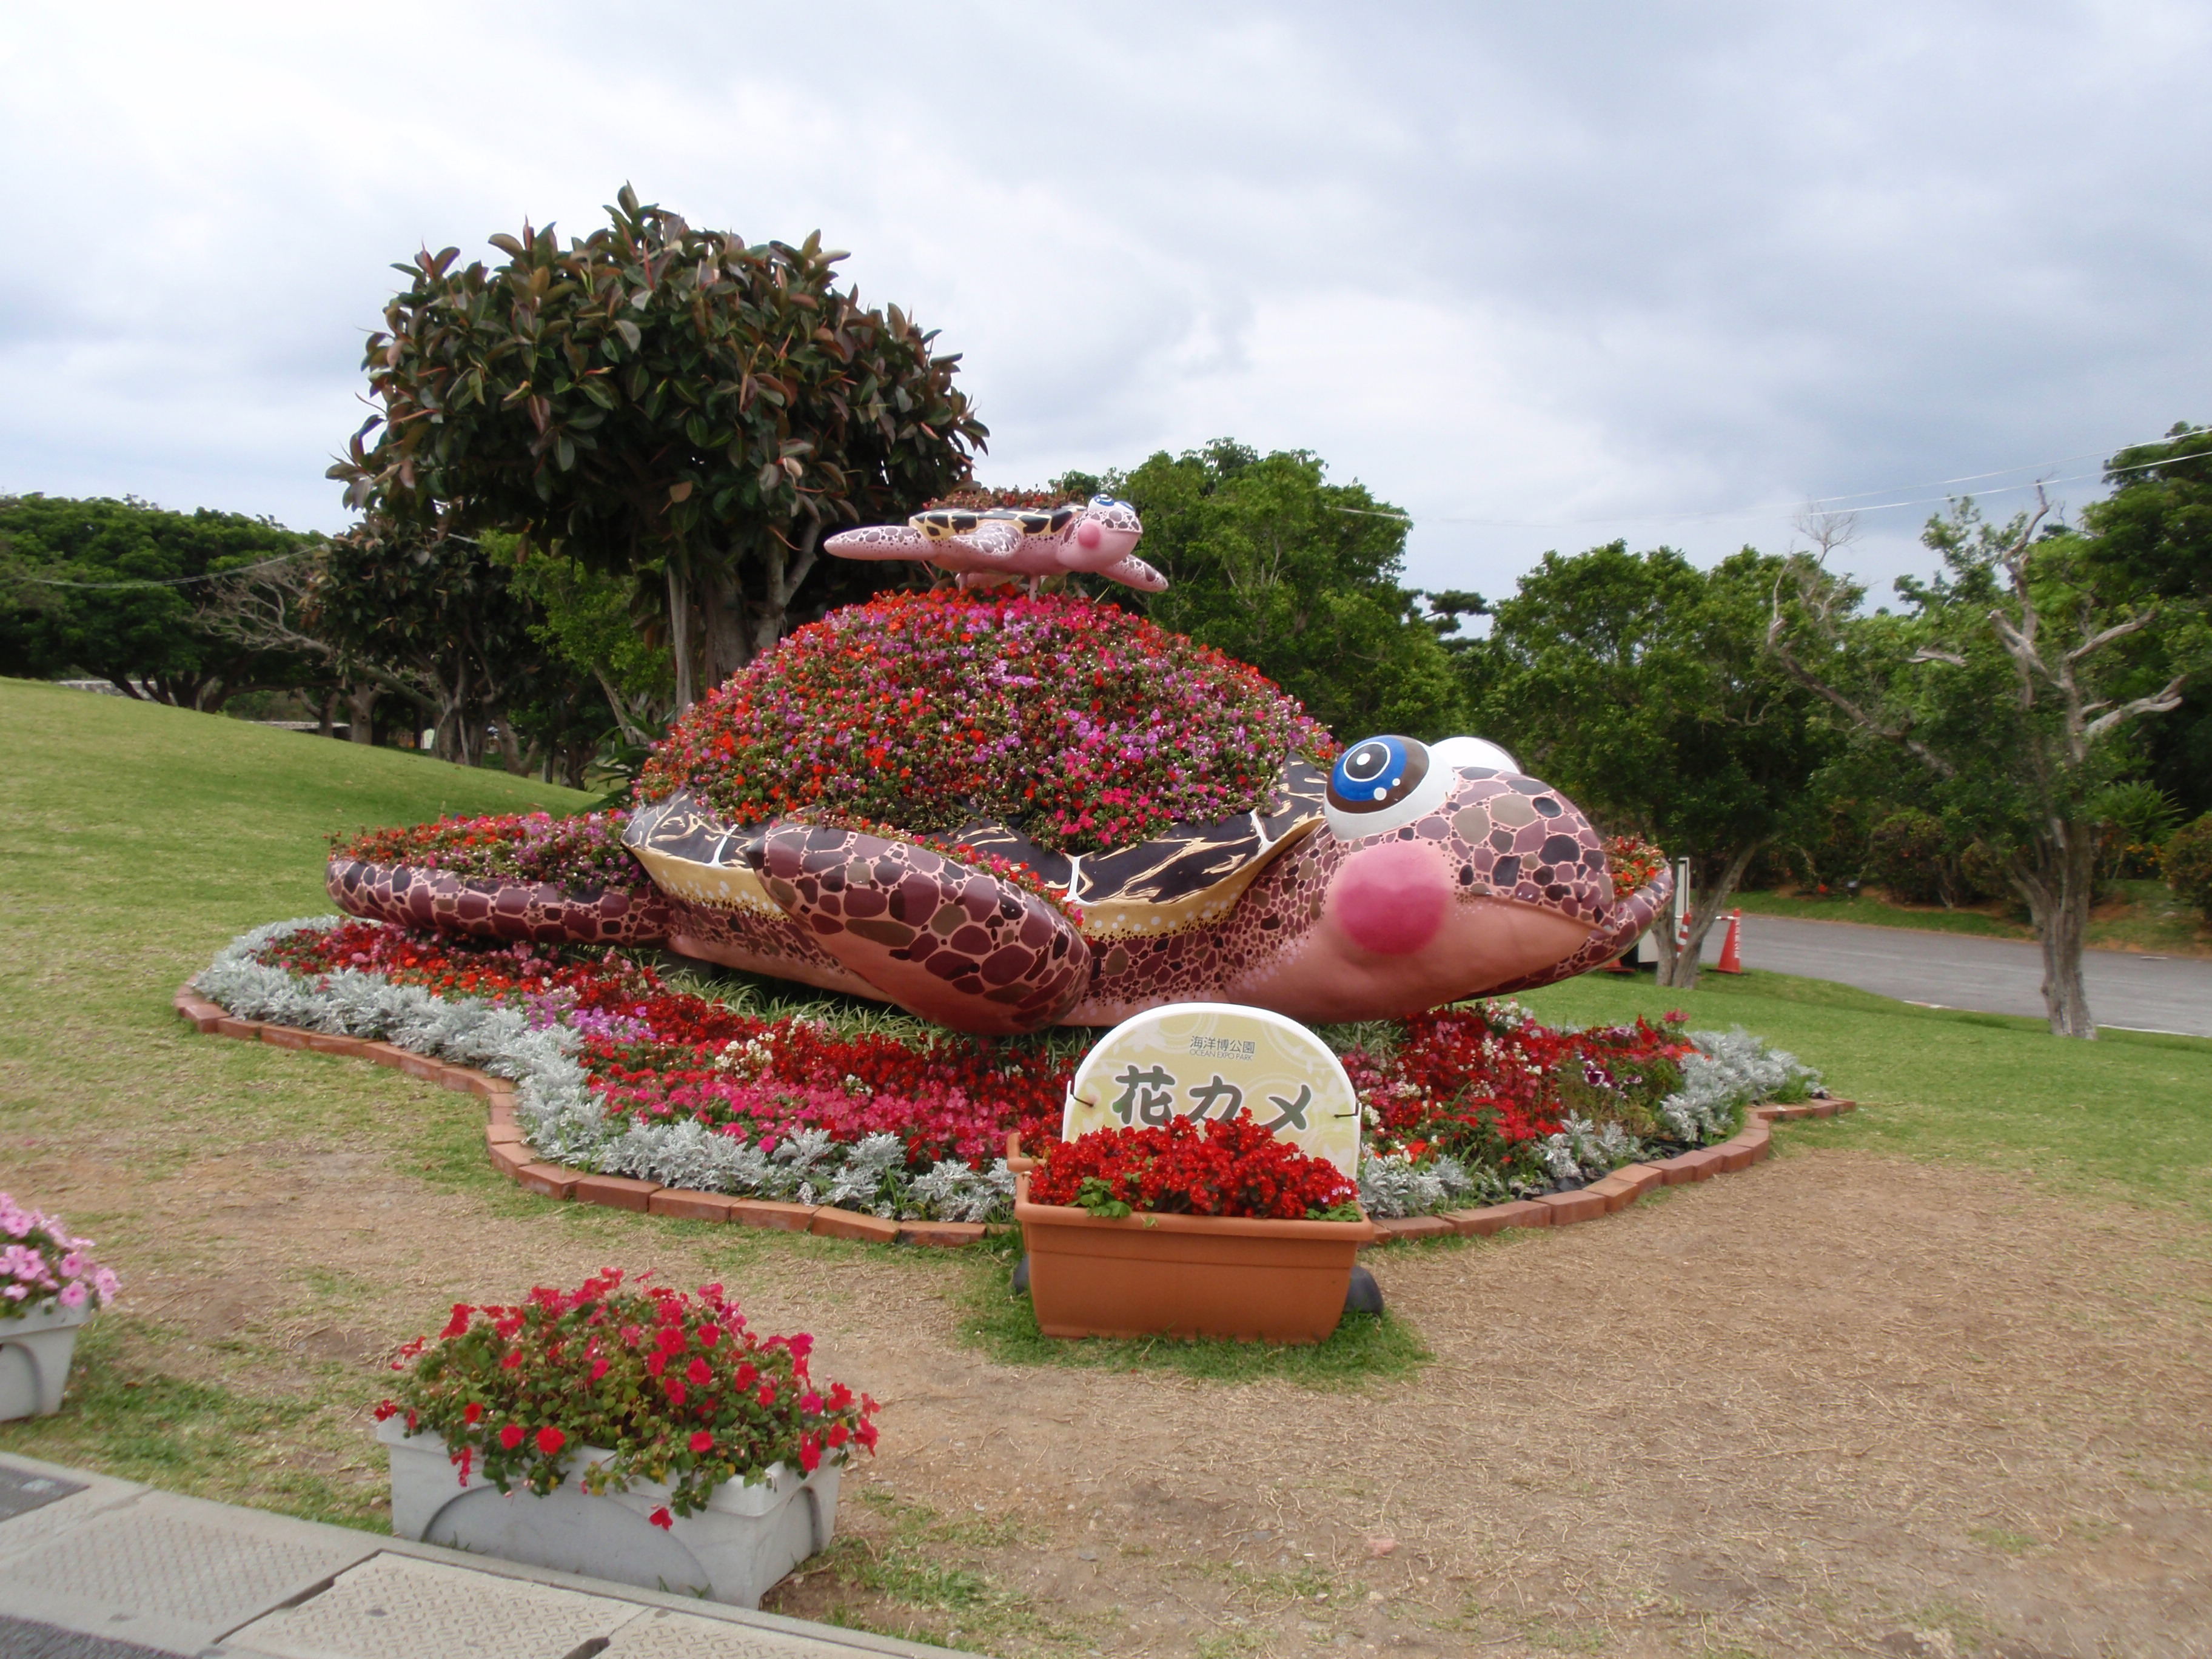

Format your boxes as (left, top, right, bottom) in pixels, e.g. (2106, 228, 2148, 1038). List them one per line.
(635, 591, 1338, 855)
(194, 919, 1818, 1227)
(332, 811, 652, 896)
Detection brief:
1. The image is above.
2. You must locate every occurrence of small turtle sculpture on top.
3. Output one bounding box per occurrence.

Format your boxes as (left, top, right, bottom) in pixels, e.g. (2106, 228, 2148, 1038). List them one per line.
(825, 494, 1166, 593)
(327, 501, 1670, 1034)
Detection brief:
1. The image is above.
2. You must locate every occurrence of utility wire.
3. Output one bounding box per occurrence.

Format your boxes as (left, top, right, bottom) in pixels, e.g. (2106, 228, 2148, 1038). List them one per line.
(9, 549, 310, 591)
(1336, 434, 2212, 530)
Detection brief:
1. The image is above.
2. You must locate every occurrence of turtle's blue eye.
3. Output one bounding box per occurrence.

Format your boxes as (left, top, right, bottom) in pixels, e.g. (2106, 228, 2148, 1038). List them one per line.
(1328, 736, 1426, 816)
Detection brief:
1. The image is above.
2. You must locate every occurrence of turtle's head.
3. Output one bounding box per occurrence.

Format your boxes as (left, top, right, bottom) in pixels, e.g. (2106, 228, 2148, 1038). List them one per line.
(1302, 734, 1624, 1008)
(1062, 494, 1145, 572)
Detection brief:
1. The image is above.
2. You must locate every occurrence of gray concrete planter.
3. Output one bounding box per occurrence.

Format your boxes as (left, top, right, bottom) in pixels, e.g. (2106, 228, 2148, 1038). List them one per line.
(0, 1302, 93, 1421)
(377, 1417, 841, 1607)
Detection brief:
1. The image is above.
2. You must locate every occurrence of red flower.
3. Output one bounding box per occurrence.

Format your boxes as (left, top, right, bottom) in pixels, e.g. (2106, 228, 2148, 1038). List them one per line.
(689, 1430, 715, 1454)
(649, 1506, 673, 1530)
(685, 1356, 712, 1386)
(536, 1426, 566, 1456)
(498, 1424, 525, 1450)
(463, 1402, 483, 1425)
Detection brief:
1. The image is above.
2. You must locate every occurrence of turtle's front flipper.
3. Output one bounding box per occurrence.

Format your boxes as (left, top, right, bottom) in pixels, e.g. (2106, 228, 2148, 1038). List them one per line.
(752, 825, 1090, 1035)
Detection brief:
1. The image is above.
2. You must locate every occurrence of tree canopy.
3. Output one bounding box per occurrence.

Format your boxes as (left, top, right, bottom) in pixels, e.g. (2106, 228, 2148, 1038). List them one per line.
(0, 494, 317, 709)
(332, 186, 986, 707)
(1470, 541, 1837, 985)
(1111, 441, 1465, 741)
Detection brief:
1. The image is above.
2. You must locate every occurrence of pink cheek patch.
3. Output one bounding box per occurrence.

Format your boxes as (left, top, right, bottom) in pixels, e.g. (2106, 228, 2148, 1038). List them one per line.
(1076, 520, 1103, 549)
(1331, 840, 1450, 955)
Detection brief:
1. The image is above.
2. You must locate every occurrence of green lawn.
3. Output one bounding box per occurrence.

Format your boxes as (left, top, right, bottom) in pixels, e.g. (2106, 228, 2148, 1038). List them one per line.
(4, 674, 2210, 1512)
(1731, 880, 2211, 957)
(1521, 968, 2212, 1222)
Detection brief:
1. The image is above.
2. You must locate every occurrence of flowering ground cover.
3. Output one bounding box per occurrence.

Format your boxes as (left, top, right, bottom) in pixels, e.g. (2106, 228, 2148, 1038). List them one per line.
(196, 917, 1816, 1224)
(331, 811, 651, 894)
(635, 591, 1338, 854)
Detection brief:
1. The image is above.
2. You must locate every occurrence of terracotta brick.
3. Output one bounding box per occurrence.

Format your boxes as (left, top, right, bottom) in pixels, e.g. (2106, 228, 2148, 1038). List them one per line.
(486, 1098, 518, 1130)
(1443, 1201, 1542, 1236)
(174, 992, 225, 1032)
(729, 1199, 818, 1232)
(1715, 1137, 1762, 1173)
(573, 1174, 660, 1212)
(1586, 1176, 1636, 1214)
(1376, 1214, 1455, 1242)
(486, 1139, 532, 1178)
(1750, 1104, 1782, 1122)
(650, 1188, 742, 1222)
(811, 1207, 900, 1244)
(1611, 1164, 1664, 1200)
(1811, 1098, 1855, 1117)
(261, 1025, 313, 1050)
(899, 1220, 987, 1248)
(306, 1031, 367, 1057)
(355, 1041, 410, 1068)
(1533, 1188, 1609, 1225)
(214, 1016, 262, 1041)
(468, 1073, 516, 1101)
(485, 1123, 526, 1147)
(513, 1162, 580, 1199)
(396, 1050, 445, 1083)
(1658, 1148, 1724, 1183)
(438, 1065, 481, 1094)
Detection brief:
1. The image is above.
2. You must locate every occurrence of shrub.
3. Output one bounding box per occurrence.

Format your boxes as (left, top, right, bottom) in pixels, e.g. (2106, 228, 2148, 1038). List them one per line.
(2090, 780, 2183, 880)
(2165, 813, 2212, 922)
(1867, 809, 1952, 905)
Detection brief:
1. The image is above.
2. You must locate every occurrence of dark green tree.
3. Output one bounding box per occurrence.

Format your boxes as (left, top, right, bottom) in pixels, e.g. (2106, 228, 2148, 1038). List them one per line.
(1473, 542, 1837, 987)
(2077, 424, 2212, 814)
(0, 495, 318, 709)
(332, 186, 986, 709)
(1111, 442, 1465, 740)
(1769, 491, 2208, 1037)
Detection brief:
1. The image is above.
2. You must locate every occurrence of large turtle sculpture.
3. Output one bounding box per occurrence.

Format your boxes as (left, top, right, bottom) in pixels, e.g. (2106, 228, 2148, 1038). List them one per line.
(823, 494, 1167, 592)
(328, 502, 1669, 1036)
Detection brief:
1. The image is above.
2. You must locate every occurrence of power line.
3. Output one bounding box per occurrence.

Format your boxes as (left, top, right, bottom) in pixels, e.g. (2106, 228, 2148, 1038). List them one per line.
(1336, 432, 2211, 531)
(9, 550, 309, 591)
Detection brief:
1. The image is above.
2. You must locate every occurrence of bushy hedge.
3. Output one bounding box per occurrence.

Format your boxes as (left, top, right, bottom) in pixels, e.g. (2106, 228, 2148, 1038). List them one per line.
(2165, 813, 2212, 923)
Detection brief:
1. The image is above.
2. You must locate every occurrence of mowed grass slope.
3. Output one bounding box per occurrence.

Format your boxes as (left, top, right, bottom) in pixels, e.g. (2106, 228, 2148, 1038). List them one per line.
(0, 679, 594, 1515)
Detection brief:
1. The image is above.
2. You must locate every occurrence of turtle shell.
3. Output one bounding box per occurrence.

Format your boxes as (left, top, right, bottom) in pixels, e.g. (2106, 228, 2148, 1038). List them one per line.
(911, 504, 1080, 541)
(624, 759, 1329, 942)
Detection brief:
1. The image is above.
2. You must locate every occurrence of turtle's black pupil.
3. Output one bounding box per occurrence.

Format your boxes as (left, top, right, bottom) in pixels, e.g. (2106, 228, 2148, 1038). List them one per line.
(1347, 745, 1389, 780)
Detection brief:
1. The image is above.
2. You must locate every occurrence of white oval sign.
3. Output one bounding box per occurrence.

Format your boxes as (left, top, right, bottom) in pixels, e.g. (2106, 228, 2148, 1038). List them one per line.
(1064, 1002, 1362, 1178)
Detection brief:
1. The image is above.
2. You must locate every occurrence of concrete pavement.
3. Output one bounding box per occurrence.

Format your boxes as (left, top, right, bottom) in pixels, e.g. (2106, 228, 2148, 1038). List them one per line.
(1708, 912, 2212, 1038)
(0, 1452, 965, 1659)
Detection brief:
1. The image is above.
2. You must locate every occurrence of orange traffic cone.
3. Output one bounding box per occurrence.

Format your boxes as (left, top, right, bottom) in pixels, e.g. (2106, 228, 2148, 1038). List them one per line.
(1601, 954, 1632, 973)
(1715, 910, 1744, 974)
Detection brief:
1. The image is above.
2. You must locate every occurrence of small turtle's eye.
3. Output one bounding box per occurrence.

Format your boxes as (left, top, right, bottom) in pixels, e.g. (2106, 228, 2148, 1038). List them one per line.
(1328, 736, 1428, 815)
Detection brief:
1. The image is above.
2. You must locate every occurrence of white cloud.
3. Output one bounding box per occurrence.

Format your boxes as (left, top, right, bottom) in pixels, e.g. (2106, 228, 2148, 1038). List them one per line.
(2, 0, 2207, 607)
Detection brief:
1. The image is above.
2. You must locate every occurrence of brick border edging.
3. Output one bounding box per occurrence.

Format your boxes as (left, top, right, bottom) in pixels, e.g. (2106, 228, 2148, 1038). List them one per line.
(173, 984, 1854, 1252)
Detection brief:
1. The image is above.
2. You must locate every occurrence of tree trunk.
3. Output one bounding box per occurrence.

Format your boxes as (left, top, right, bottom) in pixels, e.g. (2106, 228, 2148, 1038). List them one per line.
(318, 688, 339, 737)
(699, 562, 748, 692)
(666, 562, 698, 713)
(1656, 842, 1761, 990)
(346, 682, 379, 745)
(2013, 822, 2099, 1038)
(745, 523, 824, 662)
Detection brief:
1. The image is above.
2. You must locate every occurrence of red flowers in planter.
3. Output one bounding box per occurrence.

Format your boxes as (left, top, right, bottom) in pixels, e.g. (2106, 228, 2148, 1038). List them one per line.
(1030, 1116, 1361, 1222)
(374, 1270, 877, 1522)
(332, 811, 649, 894)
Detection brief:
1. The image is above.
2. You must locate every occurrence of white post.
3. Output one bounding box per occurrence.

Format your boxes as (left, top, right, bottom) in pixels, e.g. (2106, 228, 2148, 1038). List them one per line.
(1674, 856, 1692, 949)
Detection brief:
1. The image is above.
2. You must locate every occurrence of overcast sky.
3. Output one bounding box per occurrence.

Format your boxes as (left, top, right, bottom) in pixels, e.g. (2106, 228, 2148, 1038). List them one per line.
(4, 1, 2207, 605)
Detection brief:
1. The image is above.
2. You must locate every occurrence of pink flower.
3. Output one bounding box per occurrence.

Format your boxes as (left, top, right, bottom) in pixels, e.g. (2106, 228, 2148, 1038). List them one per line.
(57, 1281, 87, 1309)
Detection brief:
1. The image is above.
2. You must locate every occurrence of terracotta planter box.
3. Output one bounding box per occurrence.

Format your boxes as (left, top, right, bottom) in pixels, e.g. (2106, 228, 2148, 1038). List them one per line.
(1014, 1173, 1375, 1344)
(378, 1418, 840, 1608)
(0, 1302, 94, 1421)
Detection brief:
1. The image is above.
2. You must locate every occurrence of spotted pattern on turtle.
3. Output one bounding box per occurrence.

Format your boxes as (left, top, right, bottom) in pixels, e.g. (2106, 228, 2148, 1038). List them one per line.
(325, 859, 675, 945)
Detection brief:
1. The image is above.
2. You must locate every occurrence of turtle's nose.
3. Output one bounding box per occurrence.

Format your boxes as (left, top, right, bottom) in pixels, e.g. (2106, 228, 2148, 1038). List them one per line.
(1330, 839, 1450, 954)
(1076, 520, 1103, 550)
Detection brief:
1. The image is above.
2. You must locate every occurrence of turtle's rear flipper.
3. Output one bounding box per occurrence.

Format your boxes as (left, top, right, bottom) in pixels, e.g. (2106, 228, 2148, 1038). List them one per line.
(752, 825, 1090, 1036)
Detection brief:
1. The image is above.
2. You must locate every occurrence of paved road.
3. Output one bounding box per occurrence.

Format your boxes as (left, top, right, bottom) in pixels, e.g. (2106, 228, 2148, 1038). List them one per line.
(1710, 913, 2212, 1038)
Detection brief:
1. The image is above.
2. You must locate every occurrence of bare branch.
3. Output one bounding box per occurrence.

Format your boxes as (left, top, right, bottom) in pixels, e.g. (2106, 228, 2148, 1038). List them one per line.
(1765, 574, 1957, 779)
(1908, 648, 1967, 666)
(2081, 674, 2191, 745)
(2065, 606, 2160, 665)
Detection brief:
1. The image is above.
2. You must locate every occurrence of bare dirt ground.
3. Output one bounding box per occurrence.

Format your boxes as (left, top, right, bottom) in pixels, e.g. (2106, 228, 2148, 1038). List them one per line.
(7, 1058, 2208, 1659)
